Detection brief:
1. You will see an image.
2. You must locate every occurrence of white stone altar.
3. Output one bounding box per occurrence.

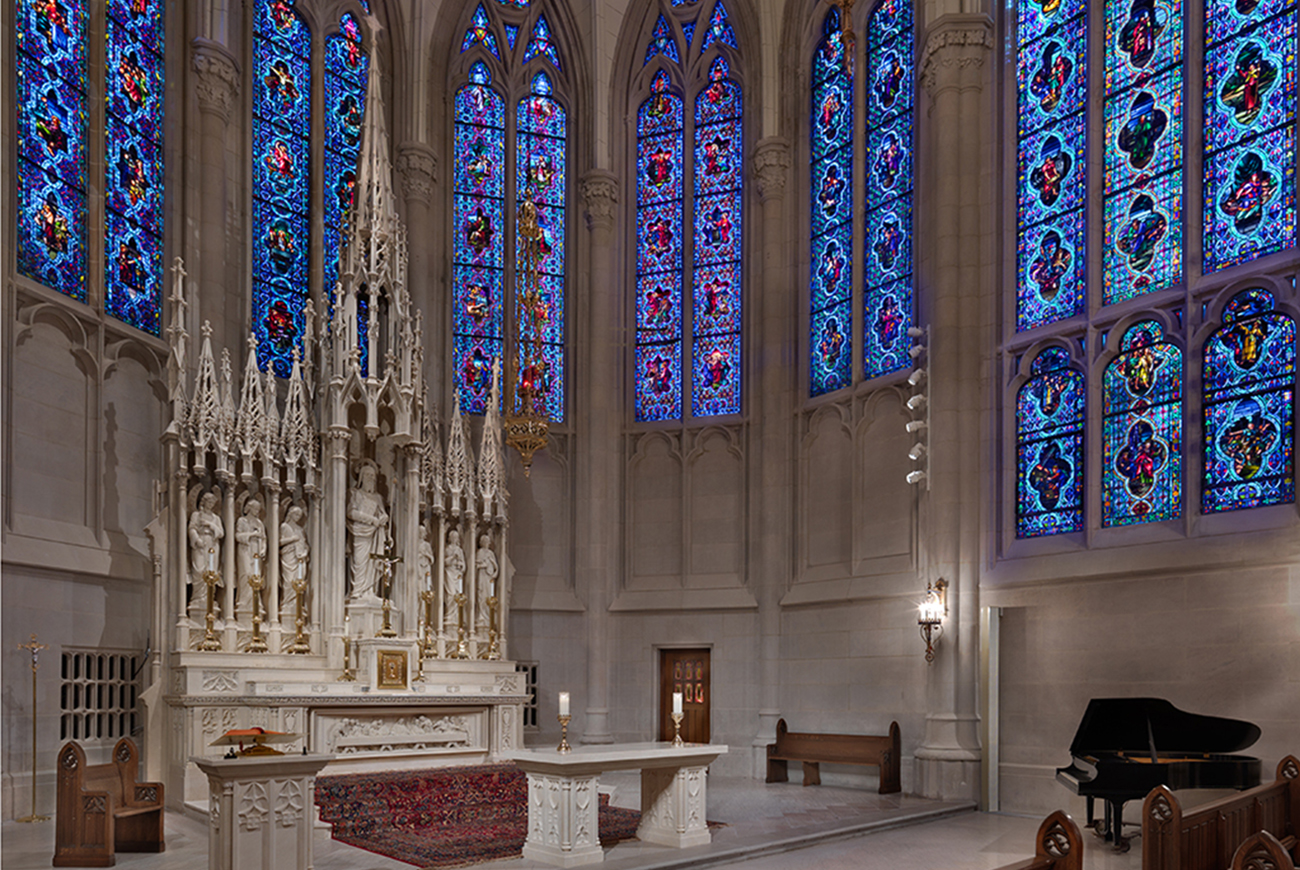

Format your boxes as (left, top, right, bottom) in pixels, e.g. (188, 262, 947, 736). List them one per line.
(504, 743, 729, 867)
(145, 53, 525, 809)
(192, 754, 332, 870)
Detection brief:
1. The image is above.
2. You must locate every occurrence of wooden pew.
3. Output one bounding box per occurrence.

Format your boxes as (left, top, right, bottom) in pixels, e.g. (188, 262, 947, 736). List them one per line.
(765, 718, 901, 793)
(1142, 754, 1299, 870)
(54, 737, 165, 867)
(1229, 831, 1297, 870)
(995, 811, 1084, 870)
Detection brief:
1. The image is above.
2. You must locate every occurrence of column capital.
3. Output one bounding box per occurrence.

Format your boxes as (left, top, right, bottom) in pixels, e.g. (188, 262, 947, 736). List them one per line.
(919, 15, 994, 98)
(396, 143, 437, 205)
(581, 170, 619, 231)
(192, 38, 241, 123)
(752, 138, 791, 204)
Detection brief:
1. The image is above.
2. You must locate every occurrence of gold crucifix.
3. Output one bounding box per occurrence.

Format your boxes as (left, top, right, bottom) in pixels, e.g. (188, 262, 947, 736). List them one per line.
(371, 544, 403, 638)
(16, 634, 50, 822)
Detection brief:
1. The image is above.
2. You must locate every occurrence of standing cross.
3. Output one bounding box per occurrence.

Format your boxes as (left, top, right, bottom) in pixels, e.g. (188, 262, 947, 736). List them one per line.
(17, 633, 46, 672)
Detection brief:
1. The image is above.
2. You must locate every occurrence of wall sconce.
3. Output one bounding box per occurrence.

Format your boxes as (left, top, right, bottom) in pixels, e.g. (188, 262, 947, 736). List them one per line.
(917, 578, 948, 664)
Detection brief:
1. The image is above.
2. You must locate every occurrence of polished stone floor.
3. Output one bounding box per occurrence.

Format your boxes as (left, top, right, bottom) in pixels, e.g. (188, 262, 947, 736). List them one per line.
(1, 775, 1141, 870)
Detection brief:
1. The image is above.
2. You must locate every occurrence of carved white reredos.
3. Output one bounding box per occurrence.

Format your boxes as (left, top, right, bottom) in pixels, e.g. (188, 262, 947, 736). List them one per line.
(581, 171, 619, 231)
(396, 143, 437, 204)
(752, 139, 791, 204)
(919, 17, 994, 96)
(192, 39, 240, 123)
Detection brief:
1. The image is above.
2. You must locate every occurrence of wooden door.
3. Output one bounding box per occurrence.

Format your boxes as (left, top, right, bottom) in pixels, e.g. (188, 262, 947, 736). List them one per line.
(659, 648, 710, 743)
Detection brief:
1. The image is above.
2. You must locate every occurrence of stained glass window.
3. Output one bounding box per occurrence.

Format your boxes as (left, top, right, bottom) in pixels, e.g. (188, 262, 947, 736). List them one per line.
(104, 0, 164, 335)
(700, 1, 737, 52)
(461, 4, 501, 58)
(810, 10, 852, 396)
(1203, 0, 1298, 272)
(523, 15, 561, 69)
(252, 0, 312, 377)
(1102, 321, 1182, 525)
(324, 13, 369, 310)
(693, 57, 742, 416)
(863, 0, 913, 380)
(505, 23, 520, 50)
(645, 15, 680, 66)
(16, 0, 88, 302)
(516, 72, 567, 422)
(636, 71, 685, 421)
(1203, 288, 1295, 512)
(1017, 347, 1085, 537)
(453, 62, 507, 415)
(1016, 0, 1087, 330)
(1103, 0, 1183, 304)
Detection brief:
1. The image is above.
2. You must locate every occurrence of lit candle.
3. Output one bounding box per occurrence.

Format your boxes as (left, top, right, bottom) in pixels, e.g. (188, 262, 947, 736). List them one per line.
(673, 692, 683, 716)
(559, 692, 570, 717)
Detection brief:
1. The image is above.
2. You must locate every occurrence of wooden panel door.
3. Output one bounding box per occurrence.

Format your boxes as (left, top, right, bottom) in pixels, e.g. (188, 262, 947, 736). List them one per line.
(659, 648, 710, 743)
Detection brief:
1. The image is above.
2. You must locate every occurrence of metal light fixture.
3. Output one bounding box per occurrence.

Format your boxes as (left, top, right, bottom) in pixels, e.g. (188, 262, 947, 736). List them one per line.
(918, 578, 948, 664)
(503, 196, 550, 477)
(905, 325, 930, 489)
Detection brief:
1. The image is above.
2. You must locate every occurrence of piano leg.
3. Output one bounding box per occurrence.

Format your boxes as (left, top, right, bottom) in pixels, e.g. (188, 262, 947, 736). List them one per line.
(1107, 799, 1131, 853)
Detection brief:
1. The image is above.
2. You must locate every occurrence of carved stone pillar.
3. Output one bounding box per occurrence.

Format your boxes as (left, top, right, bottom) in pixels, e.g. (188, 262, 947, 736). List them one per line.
(190, 39, 239, 349)
(323, 431, 351, 667)
(396, 144, 439, 398)
(750, 139, 792, 774)
(577, 170, 619, 744)
(914, 14, 994, 802)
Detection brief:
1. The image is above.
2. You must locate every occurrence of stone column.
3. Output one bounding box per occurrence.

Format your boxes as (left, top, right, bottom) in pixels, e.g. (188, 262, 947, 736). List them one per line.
(750, 139, 792, 774)
(190, 40, 239, 348)
(396, 145, 440, 391)
(324, 431, 351, 667)
(577, 171, 620, 744)
(913, 14, 995, 801)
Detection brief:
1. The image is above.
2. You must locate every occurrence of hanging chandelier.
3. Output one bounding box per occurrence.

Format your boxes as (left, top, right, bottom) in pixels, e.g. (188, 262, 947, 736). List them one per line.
(503, 196, 550, 477)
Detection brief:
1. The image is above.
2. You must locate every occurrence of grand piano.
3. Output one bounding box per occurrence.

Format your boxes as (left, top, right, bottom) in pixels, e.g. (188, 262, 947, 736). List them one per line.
(1055, 698, 1261, 851)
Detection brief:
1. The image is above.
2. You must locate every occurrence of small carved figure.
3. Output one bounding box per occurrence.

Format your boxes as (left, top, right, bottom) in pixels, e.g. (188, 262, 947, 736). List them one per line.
(188, 490, 224, 617)
(235, 497, 267, 612)
(443, 530, 466, 630)
(475, 533, 498, 631)
(417, 522, 435, 590)
(280, 504, 309, 618)
(347, 460, 389, 602)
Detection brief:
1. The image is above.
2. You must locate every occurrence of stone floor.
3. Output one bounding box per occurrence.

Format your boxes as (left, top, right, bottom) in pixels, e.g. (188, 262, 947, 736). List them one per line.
(1, 775, 1142, 870)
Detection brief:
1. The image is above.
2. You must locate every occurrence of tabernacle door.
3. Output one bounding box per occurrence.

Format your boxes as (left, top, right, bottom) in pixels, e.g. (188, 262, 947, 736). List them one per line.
(659, 648, 710, 744)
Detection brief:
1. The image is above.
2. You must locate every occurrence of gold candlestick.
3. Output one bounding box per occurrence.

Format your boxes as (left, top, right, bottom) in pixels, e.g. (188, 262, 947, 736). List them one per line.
(671, 711, 684, 747)
(486, 596, 500, 660)
(377, 597, 397, 637)
(198, 567, 223, 651)
(557, 714, 572, 754)
(420, 588, 435, 657)
(287, 578, 310, 654)
(16, 634, 50, 822)
(454, 592, 469, 659)
(247, 574, 268, 653)
(337, 634, 356, 681)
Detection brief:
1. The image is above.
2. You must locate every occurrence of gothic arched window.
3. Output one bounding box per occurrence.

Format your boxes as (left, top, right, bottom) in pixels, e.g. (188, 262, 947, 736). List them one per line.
(633, 0, 744, 422)
(1016, 347, 1085, 538)
(452, 1, 570, 422)
(16, 0, 165, 335)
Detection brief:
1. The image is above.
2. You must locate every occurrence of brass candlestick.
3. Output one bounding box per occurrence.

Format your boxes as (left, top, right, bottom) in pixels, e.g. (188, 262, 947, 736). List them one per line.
(199, 567, 223, 651)
(413, 646, 426, 682)
(486, 596, 500, 660)
(454, 592, 469, 659)
(247, 574, 268, 653)
(671, 711, 685, 747)
(557, 714, 572, 754)
(16, 634, 50, 822)
(337, 634, 356, 681)
(377, 597, 397, 637)
(287, 578, 310, 654)
(420, 588, 435, 657)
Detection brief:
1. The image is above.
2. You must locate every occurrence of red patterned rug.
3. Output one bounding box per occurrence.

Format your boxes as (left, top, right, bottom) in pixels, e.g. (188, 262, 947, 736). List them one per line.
(315, 763, 642, 869)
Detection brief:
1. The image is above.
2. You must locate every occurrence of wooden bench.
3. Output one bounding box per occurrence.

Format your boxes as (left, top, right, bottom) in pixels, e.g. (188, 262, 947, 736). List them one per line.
(765, 718, 901, 793)
(994, 811, 1084, 870)
(1229, 831, 1297, 870)
(1142, 754, 1298, 870)
(55, 737, 165, 867)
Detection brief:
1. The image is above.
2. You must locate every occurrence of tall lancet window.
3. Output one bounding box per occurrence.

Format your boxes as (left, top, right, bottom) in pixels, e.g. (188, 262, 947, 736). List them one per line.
(633, 0, 744, 422)
(452, 1, 571, 421)
(1016, 346, 1085, 538)
(252, 1, 371, 378)
(15, 0, 165, 334)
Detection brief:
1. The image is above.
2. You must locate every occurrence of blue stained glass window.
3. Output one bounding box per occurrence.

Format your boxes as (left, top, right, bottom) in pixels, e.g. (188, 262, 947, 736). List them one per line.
(505, 23, 520, 49)
(1102, 321, 1183, 525)
(523, 15, 561, 69)
(1103, 0, 1183, 303)
(1017, 0, 1087, 331)
(253, 0, 312, 377)
(16, 0, 88, 302)
(516, 72, 567, 422)
(683, 22, 697, 51)
(495, 0, 528, 7)
(1203, 0, 1298, 272)
(461, 4, 501, 58)
(1203, 288, 1296, 512)
(1017, 347, 1085, 537)
(104, 0, 163, 334)
(700, 1, 738, 51)
(324, 13, 369, 320)
(453, 63, 507, 414)
(864, 0, 913, 380)
(692, 58, 742, 416)
(645, 15, 680, 65)
(810, 10, 853, 395)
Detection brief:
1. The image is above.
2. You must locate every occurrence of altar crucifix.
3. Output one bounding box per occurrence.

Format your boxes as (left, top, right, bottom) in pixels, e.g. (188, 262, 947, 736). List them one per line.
(370, 543, 402, 638)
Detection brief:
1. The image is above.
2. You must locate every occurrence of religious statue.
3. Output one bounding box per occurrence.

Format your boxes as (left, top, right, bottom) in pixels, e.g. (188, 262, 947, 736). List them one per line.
(188, 489, 224, 618)
(417, 522, 435, 590)
(347, 460, 389, 602)
(443, 529, 466, 630)
(280, 504, 309, 618)
(475, 533, 498, 632)
(234, 497, 267, 612)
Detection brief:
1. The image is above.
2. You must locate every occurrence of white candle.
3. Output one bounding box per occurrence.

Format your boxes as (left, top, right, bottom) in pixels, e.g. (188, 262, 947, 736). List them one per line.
(254, 555, 261, 577)
(559, 692, 570, 716)
(208, 548, 216, 572)
(673, 692, 683, 716)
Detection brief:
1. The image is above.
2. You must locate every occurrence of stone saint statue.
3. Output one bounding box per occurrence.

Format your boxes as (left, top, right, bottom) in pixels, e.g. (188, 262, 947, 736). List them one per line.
(347, 461, 389, 602)
(280, 504, 309, 618)
(475, 533, 498, 631)
(443, 529, 466, 630)
(417, 523, 435, 591)
(188, 490, 224, 617)
(234, 497, 267, 612)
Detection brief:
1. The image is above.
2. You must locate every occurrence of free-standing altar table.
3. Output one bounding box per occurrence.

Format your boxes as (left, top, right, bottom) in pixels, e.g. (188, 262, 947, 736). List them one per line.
(504, 742, 728, 867)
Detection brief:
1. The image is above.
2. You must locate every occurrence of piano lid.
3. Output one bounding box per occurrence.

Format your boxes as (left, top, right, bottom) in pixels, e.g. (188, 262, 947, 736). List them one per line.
(1067, 698, 1261, 756)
